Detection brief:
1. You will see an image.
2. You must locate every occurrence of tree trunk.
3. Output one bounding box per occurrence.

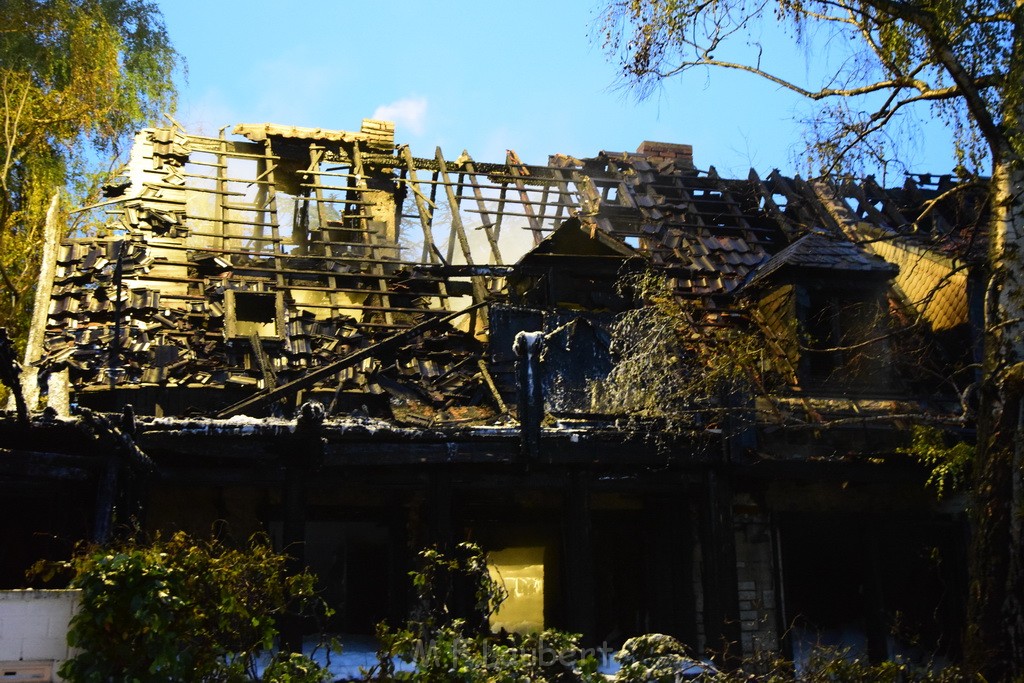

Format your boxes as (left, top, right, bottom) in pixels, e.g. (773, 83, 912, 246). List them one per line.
(966, 155, 1024, 680)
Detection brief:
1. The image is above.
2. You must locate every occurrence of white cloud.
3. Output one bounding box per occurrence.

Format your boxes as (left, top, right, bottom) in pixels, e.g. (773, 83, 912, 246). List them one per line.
(372, 97, 428, 136)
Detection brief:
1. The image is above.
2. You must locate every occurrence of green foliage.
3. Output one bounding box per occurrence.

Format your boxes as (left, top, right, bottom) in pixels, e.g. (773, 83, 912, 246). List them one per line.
(261, 652, 334, 683)
(612, 642, 968, 682)
(609, 635, 969, 682)
(373, 621, 599, 682)
(794, 648, 962, 682)
(0, 0, 180, 346)
(372, 548, 970, 682)
(598, 0, 1013, 177)
(899, 424, 973, 499)
(407, 542, 508, 639)
(613, 633, 709, 682)
(712, 645, 970, 682)
(369, 543, 602, 682)
(592, 268, 765, 434)
(41, 531, 331, 683)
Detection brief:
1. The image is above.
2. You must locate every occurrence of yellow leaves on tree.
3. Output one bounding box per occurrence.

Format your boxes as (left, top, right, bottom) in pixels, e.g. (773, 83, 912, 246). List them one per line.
(0, 0, 180, 348)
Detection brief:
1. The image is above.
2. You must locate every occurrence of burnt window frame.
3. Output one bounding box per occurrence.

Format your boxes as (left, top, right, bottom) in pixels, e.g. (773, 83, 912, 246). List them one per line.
(224, 290, 286, 340)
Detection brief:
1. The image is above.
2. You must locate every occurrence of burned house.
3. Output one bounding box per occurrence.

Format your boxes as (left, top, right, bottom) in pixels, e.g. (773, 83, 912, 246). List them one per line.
(0, 120, 982, 662)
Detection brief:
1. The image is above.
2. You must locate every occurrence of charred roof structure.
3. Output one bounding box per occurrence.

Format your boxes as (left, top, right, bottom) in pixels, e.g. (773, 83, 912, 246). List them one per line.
(1, 120, 984, 664)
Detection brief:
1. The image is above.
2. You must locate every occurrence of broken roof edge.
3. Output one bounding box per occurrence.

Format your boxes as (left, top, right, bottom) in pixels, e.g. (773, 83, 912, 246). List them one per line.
(515, 217, 641, 263)
(233, 118, 395, 147)
(740, 231, 899, 292)
(843, 220, 977, 272)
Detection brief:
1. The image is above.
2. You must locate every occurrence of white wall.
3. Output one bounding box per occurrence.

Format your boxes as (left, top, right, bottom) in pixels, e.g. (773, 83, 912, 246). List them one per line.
(0, 590, 79, 682)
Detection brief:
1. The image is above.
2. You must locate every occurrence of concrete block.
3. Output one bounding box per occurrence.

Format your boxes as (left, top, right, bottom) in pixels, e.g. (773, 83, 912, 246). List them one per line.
(46, 614, 71, 639)
(4, 616, 48, 640)
(21, 635, 67, 661)
(0, 602, 30, 619)
(738, 581, 756, 591)
(0, 634, 22, 660)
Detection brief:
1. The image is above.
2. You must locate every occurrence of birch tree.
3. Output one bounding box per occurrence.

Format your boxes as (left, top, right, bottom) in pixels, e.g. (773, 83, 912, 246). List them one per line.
(0, 0, 180, 347)
(600, 0, 1024, 678)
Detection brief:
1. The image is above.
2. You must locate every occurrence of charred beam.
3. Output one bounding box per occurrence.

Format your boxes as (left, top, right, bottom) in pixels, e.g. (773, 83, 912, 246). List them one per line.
(215, 301, 487, 419)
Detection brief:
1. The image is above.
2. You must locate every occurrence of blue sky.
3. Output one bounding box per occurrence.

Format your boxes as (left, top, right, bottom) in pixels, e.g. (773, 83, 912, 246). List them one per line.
(156, 1, 959, 181)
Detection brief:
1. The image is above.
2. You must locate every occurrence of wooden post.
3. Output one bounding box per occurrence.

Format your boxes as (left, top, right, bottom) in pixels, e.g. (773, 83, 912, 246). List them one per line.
(389, 505, 408, 625)
(864, 528, 889, 663)
(279, 401, 324, 652)
(645, 495, 697, 644)
(92, 456, 120, 544)
(461, 154, 504, 265)
(505, 151, 545, 246)
(350, 142, 395, 327)
(279, 464, 306, 653)
(514, 331, 544, 460)
(428, 469, 453, 551)
(701, 469, 742, 666)
(563, 471, 596, 642)
(435, 147, 489, 334)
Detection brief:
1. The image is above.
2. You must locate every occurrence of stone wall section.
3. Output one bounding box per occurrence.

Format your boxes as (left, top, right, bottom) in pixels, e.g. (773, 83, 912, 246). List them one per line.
(733, 495, 780, 656)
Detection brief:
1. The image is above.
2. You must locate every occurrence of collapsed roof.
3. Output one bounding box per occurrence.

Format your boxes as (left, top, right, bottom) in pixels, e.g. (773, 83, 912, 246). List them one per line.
(27, 119, 987, 424)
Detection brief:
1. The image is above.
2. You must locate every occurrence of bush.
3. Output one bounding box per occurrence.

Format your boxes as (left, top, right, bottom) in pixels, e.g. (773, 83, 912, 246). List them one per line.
(37, 531, 333, 683)
(364, 543, 970, 682)
(614, 633, 711, 682)
(698, 645, 970, 682)
(368, 542, 601, 682)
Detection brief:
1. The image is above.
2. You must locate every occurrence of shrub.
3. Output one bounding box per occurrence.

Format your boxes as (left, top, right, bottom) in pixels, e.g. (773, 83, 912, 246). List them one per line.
(368, 542, 601, 682)
(37, 531, 332, 683)
(613, 633, 710, 682)
(699, 645, 970, 682)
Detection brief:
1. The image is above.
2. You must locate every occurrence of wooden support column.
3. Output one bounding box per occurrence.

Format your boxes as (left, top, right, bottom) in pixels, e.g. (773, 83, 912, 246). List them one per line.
(700, 468, 742, 667)
(282, 467, 306, 567)
(505, 151, 545, 246)
(307, 146, 328, 257)
(645, 495, 698, 645)
(701, 390, 756, 661)
(514, 331, 544, 460)
(262, 138, 286, 290)
(350, 142, 395, 326)
(864, 528, 889, 664)
(388, 505, 409, 625)
(435, 147, 488, 334)
(401, 146, 444, 265)
(428, 468, 453, 551)
(563, 471, 596, 642)
(279, 401, 325, 652)
(92, 456, 120, 544)
(279, 464, 306, 653)
(214, 134, 228, 252)
(461, 156, 504, 265)
(86, 408, 154, 544)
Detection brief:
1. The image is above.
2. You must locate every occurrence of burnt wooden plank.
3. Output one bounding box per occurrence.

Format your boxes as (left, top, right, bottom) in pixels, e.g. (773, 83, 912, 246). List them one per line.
(214, 301, 486, 418)
(0, 449, 99, 480)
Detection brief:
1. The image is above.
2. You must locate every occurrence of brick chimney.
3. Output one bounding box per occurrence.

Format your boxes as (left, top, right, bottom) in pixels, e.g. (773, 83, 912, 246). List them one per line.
(636, 141, 694, 169)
